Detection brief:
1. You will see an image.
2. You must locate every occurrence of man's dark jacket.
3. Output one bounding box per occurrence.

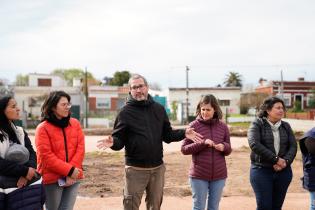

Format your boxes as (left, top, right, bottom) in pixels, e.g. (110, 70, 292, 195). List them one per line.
(247, 118, 297, 168)
(111, 94, 185, 167)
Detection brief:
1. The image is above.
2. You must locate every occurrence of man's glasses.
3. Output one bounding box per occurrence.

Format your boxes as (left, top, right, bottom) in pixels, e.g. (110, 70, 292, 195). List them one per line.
(130, 84, 146, 90)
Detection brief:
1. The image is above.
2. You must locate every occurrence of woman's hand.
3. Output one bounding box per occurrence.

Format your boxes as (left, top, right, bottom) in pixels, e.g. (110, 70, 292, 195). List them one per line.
(273, 157, 287, 171)
(273, 164, 282, 171)
(214, 143, 225, 152)
(26, 167, 36, 181)
(277, 158, 287, 168)
(65, 176, 76, 187)
(205, 139, 214, 147)
(17, 176, 28, 188)
(70, 168, 80, 179)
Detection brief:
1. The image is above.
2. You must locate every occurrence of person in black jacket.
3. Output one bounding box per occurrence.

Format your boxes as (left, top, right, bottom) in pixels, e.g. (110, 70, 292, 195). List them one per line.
(248, 96, 297, 210)
(299, 127, 315, 210)
(0, 95, 45, 210)
(97, 74, 203, 210)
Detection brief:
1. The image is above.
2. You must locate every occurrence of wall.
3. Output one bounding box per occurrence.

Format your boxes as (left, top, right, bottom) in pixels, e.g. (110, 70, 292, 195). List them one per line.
(29, 74, 66, 87)
(286, 110, 315, 120)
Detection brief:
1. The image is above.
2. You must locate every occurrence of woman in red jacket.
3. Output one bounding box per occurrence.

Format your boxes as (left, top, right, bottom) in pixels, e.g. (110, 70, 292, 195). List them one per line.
(35, 91, 85, 210)
(181, 94, 232, 210)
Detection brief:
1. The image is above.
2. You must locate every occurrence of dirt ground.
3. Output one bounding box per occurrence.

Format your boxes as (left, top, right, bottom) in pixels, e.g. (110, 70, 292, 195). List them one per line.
(77, 147, 308, 210)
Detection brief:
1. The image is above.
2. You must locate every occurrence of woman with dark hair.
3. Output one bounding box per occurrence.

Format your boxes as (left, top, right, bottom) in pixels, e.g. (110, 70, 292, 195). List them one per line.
(0, 95, 45, 210)
(248, 96, 297, 210)
(181, 94, 232, 210)
(35, 91, 85, 210)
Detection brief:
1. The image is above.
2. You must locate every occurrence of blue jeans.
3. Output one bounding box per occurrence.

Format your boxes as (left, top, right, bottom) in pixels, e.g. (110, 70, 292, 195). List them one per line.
(189, 177, 226, 210)
(250, 165, 292, 210)
(44, 182, 80, 210)
(309, 191, 315, 210)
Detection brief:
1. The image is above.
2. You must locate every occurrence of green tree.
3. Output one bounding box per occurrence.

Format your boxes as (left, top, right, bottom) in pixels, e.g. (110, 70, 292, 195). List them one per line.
(170, 101, 178, 121)
(52, 68, 100, 86)
(15, 74, 29, 86)
(109, 71, 131, 86)
(224, 71, 242, 87)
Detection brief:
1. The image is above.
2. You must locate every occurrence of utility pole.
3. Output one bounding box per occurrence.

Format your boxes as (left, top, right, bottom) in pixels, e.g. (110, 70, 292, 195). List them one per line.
(186, 66, 189, 124)
(85, 67, 89, 128)
(280, 69, 284, 99)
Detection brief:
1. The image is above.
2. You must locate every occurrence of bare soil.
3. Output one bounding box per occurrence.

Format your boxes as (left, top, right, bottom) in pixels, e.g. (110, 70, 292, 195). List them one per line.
(79, 147, 305, 198)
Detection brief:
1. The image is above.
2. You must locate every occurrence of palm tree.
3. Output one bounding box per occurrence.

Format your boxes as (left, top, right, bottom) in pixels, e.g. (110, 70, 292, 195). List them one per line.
(224, 71, 242, 87)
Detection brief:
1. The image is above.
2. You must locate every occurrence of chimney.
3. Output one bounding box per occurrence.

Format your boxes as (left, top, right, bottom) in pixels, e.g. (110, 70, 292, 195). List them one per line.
(298, 77, 304, 81)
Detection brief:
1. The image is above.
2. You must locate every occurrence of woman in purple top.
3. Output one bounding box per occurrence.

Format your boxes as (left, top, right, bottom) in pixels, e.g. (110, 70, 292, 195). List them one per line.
(181, 94, 232, 210)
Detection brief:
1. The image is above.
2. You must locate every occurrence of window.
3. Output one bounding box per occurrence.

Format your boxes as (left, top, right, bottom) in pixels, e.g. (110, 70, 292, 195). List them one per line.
(280, 93, 291, 107)
(38, 78, 51, 86)
(218, 100, 230, 106)
(96, 98, 110, 109)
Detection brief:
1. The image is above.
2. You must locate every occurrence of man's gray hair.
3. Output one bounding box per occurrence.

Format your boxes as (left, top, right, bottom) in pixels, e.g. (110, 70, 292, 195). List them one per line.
(128, 74, 148, 86)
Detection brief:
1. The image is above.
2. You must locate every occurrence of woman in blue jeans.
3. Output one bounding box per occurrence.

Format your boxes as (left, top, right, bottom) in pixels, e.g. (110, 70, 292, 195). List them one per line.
(248, 96, 297, 210)
(181, 95, 232, 210)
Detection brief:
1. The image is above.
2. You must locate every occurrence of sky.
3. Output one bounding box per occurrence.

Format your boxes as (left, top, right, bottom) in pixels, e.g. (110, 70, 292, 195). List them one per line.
(1, 0, 315, 89)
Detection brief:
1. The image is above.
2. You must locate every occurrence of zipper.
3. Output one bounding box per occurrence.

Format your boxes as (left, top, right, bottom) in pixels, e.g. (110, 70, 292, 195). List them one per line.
(143, 106, 153, 164)
(210, 125, 214, 180)
(62, 128, 69, 162)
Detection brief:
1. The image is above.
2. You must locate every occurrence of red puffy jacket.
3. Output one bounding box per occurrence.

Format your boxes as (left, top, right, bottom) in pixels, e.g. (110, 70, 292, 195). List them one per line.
(35, 118, 85, 184)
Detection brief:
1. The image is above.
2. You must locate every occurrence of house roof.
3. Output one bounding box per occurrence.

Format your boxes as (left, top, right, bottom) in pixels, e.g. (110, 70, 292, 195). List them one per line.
(169, 87, 241, 91)
(272, 80, 315, 87)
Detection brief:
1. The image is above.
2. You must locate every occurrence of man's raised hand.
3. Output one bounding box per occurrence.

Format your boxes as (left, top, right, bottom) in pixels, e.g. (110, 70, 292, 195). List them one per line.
(97, 135, 114, 150)
(185, 127, 203, 143)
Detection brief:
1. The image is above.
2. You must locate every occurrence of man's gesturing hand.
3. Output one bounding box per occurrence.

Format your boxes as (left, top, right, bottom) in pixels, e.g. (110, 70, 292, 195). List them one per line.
(97, 135, 114, 150)
(185, 127, 203, 143)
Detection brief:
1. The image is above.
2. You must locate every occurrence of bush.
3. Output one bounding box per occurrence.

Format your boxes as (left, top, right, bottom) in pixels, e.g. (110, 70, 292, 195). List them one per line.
(292, 100, 303, 113)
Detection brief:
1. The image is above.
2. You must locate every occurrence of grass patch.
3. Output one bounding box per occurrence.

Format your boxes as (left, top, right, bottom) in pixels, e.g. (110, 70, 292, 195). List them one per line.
(228, 122, 250, 128)
(229, 114, 248, 117)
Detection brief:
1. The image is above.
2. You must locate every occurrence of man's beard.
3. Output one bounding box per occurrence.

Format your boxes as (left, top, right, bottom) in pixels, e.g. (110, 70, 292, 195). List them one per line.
(134, 93, 147, 101)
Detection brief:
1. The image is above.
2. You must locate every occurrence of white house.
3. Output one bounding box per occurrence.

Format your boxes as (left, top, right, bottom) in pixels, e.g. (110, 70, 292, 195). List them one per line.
(168, 87, 241, 122)
(14, 73, 83, 120)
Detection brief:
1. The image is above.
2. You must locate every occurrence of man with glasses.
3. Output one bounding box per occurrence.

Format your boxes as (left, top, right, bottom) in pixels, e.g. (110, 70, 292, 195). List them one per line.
(97, 74, 203, 210)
